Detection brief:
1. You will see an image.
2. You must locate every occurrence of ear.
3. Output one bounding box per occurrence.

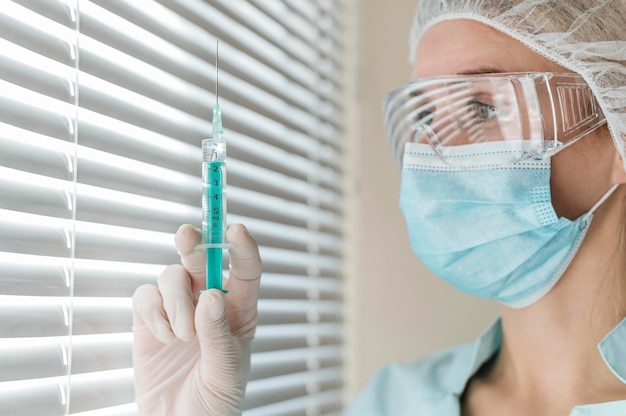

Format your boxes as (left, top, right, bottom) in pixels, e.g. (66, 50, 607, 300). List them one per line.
(611, 149, 626, 184)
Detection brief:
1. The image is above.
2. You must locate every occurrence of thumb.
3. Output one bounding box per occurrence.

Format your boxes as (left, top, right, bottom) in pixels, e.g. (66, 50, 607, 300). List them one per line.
(195, 289, 242, 388)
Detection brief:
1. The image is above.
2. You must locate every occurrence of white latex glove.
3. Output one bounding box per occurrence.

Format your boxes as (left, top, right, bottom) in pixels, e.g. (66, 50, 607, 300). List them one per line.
(132, 224, 261, 416)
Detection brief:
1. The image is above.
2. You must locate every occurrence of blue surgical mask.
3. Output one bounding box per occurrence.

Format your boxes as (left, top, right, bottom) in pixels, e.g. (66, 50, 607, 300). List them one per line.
(399, 141, 616, 308)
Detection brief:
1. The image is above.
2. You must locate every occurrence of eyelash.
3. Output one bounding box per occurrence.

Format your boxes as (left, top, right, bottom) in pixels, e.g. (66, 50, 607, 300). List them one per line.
(469, 100, 497, 121)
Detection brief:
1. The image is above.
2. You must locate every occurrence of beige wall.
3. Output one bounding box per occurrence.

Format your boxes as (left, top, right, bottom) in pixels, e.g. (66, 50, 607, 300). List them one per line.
(343, 0, 500, 403)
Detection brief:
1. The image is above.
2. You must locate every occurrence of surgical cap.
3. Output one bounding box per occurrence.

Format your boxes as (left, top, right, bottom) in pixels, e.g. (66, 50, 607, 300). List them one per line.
(409, 0, 626, 169)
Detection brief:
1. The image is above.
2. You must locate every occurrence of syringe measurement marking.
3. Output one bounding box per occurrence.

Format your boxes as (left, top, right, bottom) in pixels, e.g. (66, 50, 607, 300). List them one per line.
(209, 160, 224, 240)
(204, 159, 224, 290)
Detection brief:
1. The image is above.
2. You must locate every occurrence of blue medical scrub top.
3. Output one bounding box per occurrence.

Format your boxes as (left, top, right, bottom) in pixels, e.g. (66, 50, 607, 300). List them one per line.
(345, 317, 626, 415)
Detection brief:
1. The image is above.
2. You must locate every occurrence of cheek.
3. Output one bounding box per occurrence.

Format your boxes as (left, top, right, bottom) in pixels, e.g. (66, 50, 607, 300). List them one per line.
(550, 150, 586, 220)
(549, 136, 615, 220)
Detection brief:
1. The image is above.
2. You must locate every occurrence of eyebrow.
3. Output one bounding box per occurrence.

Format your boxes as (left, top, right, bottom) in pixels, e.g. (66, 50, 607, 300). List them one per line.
(456, 65, 506, 76)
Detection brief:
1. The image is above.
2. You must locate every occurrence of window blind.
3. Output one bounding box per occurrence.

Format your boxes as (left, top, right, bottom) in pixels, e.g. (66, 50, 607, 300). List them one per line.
(0, 1, 346, 415)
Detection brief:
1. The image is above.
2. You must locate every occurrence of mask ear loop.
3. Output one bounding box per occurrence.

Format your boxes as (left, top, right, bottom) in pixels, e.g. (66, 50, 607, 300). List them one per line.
(581, 184, 619, 227)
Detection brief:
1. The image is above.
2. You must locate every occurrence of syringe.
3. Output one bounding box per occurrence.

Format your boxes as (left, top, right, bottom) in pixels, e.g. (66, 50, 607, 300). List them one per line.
(201, 40, 231, 292)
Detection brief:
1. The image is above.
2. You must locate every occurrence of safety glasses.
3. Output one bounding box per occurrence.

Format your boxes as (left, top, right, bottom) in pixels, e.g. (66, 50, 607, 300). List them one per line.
(383, 72, 606, 167)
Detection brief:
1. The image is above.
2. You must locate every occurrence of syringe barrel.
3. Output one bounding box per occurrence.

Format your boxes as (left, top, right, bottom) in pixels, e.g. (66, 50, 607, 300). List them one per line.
(202, 136, 227, 247)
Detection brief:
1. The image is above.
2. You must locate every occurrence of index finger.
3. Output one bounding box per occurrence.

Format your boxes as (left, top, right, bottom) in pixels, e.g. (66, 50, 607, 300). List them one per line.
(174, 224, 205, 295)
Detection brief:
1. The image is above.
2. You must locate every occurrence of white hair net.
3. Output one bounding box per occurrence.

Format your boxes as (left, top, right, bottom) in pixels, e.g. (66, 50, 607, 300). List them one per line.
(409, 0, 626, 169)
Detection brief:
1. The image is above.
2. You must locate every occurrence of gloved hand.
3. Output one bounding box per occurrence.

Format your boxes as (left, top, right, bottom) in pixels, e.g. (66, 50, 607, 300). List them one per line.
(132, 223, 261, 416)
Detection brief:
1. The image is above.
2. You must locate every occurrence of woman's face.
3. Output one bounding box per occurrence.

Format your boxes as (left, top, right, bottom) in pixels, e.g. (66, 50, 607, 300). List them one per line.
(412, 20, 620, 220)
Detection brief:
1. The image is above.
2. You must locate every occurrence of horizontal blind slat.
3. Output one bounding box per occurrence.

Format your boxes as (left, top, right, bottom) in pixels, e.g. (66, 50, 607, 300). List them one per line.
(230, 214, 342, 253)
(69, 369, 134, 413)
(1, 2, 77, 66)
(228, 159, 342, 210)
(0, 296, 133, 337)
(229, 187, 342, 229)
(0, 210, 75, 258)
(0, 375, 69, 416)
(70, 403, 138, 416)
(242, 389, 343, 416)
(244, 367, 342, 409)
(0, 333, 133, 381)
(0, 79, 75, 140)
(0, 336, 70, 382)
(0, 209, 176, 262)
(10, 0, 76, 28)
(0, 166, 74, 224)
(258, 273, 343, 300)
(226, 131, 343, 189)
(257, 299, 343, 325)
(0, 122, 76, 181)
(0, 252, 73, 297)
(259, 246, 342, 276)
(249, 345, 342, 380)
(0, 38, 75, 103)
(253, 322, 342, 353)
(0, 252, 162, 297)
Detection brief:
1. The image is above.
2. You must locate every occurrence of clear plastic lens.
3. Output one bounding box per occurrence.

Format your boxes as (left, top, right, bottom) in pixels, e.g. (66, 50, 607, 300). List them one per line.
(384, 72, 606, 168)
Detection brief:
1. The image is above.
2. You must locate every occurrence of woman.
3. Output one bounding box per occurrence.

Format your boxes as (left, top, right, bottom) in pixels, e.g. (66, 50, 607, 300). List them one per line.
(132, 1, 626, 415)
(347, 1, 626, 415)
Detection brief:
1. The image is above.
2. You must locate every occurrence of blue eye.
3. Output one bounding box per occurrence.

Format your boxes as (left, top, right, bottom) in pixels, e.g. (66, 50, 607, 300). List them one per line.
(470, 100, 497, 121)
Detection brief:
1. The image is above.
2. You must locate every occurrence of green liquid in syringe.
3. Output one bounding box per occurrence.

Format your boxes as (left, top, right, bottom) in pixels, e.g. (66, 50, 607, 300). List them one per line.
(204, 159, 225, 290)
